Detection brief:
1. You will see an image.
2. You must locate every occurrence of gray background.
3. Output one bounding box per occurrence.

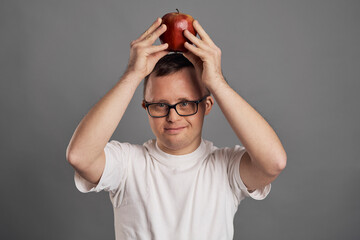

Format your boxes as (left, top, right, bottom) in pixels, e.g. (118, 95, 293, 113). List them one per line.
(1, 0, 359, 239)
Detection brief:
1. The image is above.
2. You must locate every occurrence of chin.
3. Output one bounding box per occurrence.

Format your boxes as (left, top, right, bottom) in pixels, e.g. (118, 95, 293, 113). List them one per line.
(158, 133, 201, 154)
(162, 138, 188, 150)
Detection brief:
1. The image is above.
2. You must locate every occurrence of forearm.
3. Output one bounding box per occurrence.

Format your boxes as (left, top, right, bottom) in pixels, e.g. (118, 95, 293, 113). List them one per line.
(209, 78, 287, 175)
(66, 71, 143, 165)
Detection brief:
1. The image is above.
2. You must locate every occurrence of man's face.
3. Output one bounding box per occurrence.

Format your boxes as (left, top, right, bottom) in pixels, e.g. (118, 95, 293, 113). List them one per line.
(143, 67, 213, 155)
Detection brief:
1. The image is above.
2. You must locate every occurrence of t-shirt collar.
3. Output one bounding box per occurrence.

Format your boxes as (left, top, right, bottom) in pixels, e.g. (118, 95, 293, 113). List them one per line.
(144, 138, 208, 168)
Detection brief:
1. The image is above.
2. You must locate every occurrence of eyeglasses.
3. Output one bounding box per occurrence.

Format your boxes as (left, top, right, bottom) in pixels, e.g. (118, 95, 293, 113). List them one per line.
(143, 95, 210, 118)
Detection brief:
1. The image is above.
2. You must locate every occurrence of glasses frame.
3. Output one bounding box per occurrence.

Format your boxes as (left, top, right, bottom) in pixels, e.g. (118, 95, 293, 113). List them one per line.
(144, 95, 210, 118)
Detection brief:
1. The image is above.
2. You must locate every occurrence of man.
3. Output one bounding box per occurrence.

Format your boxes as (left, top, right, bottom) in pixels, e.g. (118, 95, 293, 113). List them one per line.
(66, 17, 286, 239)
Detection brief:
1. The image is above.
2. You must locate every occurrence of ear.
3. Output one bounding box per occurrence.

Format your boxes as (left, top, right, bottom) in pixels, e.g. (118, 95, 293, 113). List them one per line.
(141, 100, 146, 109)
(204, 96, 214, 115)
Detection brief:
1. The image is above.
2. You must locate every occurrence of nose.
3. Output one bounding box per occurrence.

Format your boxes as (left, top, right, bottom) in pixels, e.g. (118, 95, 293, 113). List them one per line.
(166, 108, 181, 122)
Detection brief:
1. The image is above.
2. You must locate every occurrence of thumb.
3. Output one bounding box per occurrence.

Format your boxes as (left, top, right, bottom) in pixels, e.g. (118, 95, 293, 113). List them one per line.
(183, 51, 202, 69)
(152, 50, 170, 62)
(182, 51, 196, 65)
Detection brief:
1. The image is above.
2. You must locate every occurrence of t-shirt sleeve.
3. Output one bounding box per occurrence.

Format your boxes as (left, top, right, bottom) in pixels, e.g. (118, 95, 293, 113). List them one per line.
(226, 145, 271, 205)
(74, 140, 132, 194)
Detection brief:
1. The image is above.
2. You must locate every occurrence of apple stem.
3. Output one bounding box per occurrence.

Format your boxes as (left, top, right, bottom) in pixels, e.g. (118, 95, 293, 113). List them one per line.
(176, 8, 179, 14)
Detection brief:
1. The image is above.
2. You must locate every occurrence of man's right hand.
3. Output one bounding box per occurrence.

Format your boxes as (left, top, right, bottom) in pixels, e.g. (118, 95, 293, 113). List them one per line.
(125, 17, 169, 79)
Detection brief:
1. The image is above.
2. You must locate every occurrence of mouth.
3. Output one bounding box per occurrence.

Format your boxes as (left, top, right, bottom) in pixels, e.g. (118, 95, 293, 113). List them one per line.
(164, 126, 187, 134)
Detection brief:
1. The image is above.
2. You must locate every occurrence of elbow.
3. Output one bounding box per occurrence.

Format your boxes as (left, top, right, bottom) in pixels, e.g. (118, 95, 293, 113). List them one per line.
(66, 143, 87, 168)
(66, 151, 77, 167)
(66, 146, 81, 167)
(66, 151, 88, 171)
(277, 155, 287, 172)
(266, 153, 287, 177)
(66, 146, 103, 171)
(272, 153, 287, 176)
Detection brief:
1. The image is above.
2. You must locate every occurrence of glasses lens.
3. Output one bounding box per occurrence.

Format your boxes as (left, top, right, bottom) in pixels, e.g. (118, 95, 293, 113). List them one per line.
(147, 101, 200, 117)
(148, 103, 169, 117)
(176, 102, 197, 116)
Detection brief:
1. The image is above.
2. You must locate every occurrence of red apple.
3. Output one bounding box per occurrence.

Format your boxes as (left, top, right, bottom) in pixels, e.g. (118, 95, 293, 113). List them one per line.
(159, 9, 197, 52)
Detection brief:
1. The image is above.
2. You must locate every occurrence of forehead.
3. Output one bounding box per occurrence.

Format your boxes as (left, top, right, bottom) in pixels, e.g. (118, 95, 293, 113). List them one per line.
(145, 68, 204, 102)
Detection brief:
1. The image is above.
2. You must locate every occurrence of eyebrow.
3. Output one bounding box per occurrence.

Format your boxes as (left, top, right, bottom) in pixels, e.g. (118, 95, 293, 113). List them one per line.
(148, 97, 195, 103)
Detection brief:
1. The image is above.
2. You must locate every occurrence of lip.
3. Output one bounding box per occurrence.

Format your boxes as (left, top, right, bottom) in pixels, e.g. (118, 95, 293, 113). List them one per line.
(164, 126, 186, 134)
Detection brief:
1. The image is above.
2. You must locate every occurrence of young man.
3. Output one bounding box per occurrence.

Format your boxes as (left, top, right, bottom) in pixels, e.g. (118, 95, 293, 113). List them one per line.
(66, 17, 286, 239)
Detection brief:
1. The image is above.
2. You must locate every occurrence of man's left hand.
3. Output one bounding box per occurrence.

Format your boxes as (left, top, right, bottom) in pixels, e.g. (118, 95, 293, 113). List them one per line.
(183, 20, 225, 90)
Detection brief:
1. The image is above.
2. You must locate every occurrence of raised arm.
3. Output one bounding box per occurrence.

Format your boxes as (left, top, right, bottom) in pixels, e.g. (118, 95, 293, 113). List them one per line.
(183, 20, 286, 191)
(66, 18, 169, 184)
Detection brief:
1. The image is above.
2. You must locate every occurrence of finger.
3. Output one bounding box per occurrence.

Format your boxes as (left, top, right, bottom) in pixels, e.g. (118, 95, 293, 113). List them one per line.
(184, 42, 207, 59)
(183, 29, 209, 49)
(146, 43, 169, 55)
(138, 18, 162, 41)
(132, 23, 166, 47)
(144, 24, 167, 43)
(193, 20, 215, 46)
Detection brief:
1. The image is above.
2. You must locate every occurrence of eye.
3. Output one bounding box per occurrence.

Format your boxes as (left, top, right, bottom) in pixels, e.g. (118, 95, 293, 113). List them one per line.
(180, 102, 189, 107)
(157, 103, 166, 108)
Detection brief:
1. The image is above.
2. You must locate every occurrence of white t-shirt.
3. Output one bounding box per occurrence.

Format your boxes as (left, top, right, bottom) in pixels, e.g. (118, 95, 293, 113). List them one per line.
(74, 139, 271, 240)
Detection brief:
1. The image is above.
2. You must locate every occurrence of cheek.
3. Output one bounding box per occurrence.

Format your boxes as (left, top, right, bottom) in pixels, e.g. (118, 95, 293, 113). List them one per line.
(188, 114, 204, 128)
(149, 118, 163, 132)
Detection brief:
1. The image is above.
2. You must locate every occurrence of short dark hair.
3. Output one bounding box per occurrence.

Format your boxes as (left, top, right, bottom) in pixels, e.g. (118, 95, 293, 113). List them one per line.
(143, 53, 194, 97)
